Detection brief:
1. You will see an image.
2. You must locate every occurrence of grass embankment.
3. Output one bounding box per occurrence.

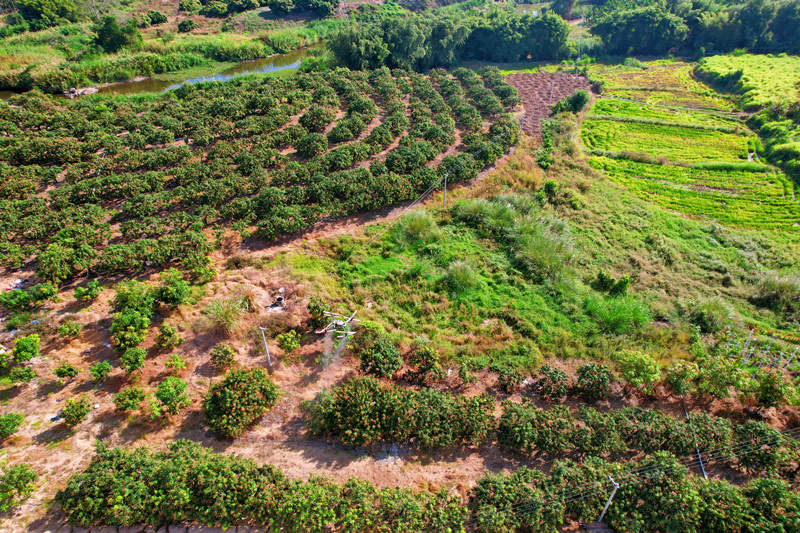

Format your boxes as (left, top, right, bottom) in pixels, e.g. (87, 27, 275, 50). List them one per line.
(0, 19, 340, 92)
(696, 53, 800, 109)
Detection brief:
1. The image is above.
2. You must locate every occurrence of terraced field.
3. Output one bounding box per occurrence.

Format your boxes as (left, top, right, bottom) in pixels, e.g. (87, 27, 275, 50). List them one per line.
(589, 156, 799, 229)
(697, 53, 800, 109)
(582, 119, 751, 164)
(583, 59, 800, 230)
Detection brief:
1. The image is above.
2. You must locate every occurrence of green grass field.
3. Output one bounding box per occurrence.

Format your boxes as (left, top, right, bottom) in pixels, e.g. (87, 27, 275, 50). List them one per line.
(582, 119, 751, 164)
(589, 156, 799, 229)
(589, 98, 742, 130)
(696, 53, 800, 109)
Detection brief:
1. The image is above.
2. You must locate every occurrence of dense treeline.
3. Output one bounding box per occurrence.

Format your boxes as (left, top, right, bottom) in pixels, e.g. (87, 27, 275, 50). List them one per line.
(329, 9, 570, 70)
(589, 0, 800, 56)
(0, 67, 519, 283)
(57, 440, 800, 532)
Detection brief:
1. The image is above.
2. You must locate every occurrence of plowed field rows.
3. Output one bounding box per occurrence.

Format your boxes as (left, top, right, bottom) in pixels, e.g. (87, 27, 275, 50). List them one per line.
(506, 72, 591, 137)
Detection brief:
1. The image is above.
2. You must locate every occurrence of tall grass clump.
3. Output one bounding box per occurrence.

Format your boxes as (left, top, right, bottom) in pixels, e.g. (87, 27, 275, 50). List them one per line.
(510, 215, 574, 282)
(751, 272, 800, 324)
(444, 260, 478, 293)
(204, 293, 254, 336)
(392, 210, 440, 246)
(585, 294, 650, 334)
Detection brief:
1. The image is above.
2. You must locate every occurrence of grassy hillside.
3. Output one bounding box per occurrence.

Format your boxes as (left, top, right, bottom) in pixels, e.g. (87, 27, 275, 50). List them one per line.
(697, 53, 800, 109)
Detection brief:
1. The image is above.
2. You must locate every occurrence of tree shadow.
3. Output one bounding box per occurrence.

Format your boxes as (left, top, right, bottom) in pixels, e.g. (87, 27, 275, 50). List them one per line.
(32, 423, 71, 446)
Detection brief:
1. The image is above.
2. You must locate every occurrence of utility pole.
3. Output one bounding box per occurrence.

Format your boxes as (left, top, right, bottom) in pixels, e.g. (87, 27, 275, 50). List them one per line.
(258, 327, 272, 367)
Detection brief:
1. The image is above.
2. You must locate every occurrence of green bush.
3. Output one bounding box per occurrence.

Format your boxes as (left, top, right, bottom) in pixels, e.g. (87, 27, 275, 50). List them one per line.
(267, 0, 294, 12)
(498, 368, 524, 393)
(355, 329, 401, 378)
(0, 413, 24, 441)
(54, 362, 79, 379)
(63, 396, 92, 427)
(574, 362, 612, 403)
(156, 269, 191, 306)
(74, 280, 101, 302)
(299, 107, 335, 132)
(178, 0, 201, 11)
(177, 19, 198, 32)
(497, 401, 575, 454)
(89, 361, 113, 382)
(10, 366, 36, 383)
(58, 319, 82, 338)
(56, 440, 467, 529)
(616, 350, 660, 392)
(0, 464, 37, 512)
(111, 309, 151, 351)
(585, 294, 650, 334)
(165, 353, 186, 373)
(152, 377, 190, 417)
(114, 387, 145, 411)
(276, 329, 301, 354)
(210, 343, 236, 370)
(94, 16, 143, 54)
(13, 334, 39, 362)
(307, 296, 330, 329)
(407, 345, 443, 383)
(204, 369, 279, 439)
(121, 347, 147, 373)
(296, 133, 328, 158)
(753, 370, 791, 409)
(537, 365, 568, 400)
(156, 324, 184, 349)
(665, 360, 699, 396)
(305, 376, 493, 447)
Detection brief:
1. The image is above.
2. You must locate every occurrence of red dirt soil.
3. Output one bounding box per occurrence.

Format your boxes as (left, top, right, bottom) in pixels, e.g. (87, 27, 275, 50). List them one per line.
(506, 72, 592, 138)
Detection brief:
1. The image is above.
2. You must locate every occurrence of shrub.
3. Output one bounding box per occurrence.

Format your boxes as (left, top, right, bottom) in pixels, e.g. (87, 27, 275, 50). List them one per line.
(537, 365, 568, 401)
(575, 363, 612, 403)
(142, 9, 167, 26)
(156, 324, 183, 349)
(94, 16, 142, 54)
(10, 366, 36, 383)
(114, 387, 145, 411)
(498, 368, 524, 393)
(407, 346, 444, 383)
(665, 360, 699, 396)
(445, 260, 478, 293)
(276, 329, 301, 354)
(112, 281, 155, 315)
(54, 362, 79, 379)
(734, 421, 782, 473)
(689, 297, 730, 334)
(0, 413, 24, 441)
(58, 319, 82, 338)
(121, 347, 146, 373)
(753, 370, 791, 409)
(152, 377, 190, 417)
(165, 353, 186, 373)
(111, 310, 150, 351)
(307, 297, 330, 329)
(551, 89, 590, 114)
(0, 464, 37, 512)
(204, 369, 279, 439)
(585, 294, 650, 334)
(178, 0, 201, 11)
(616, 350, 660, 393)
(299, 107, 335, 132)
(356, 330, 401, 378)
(156, 269, 191, 307)
(89, 361, 113, 382)
(177, 19, 197, 32)
(210, 343, 236, 370)
(497, 401, 575, 454)
(267, 0, 294, 13)
(63, 396, 92, 427)
(305, 376, 493, 447)
(13, 334, 39, 362)
(296, 133, 328, 158)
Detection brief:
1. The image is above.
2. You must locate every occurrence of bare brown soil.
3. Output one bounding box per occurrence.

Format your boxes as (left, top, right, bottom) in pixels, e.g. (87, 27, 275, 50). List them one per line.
(506, 72, 592, 137)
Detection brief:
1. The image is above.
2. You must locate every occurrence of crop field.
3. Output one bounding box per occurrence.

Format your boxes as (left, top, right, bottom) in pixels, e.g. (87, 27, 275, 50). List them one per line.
(506, 72, 591, 137)
(582, 119, 751, 163)
(696, 53, 800, 108)
(589, 156, 799, 229)
(588, 98, 742, 130)
(0, 66, 519, 284)
(590, 60, 734, 110)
